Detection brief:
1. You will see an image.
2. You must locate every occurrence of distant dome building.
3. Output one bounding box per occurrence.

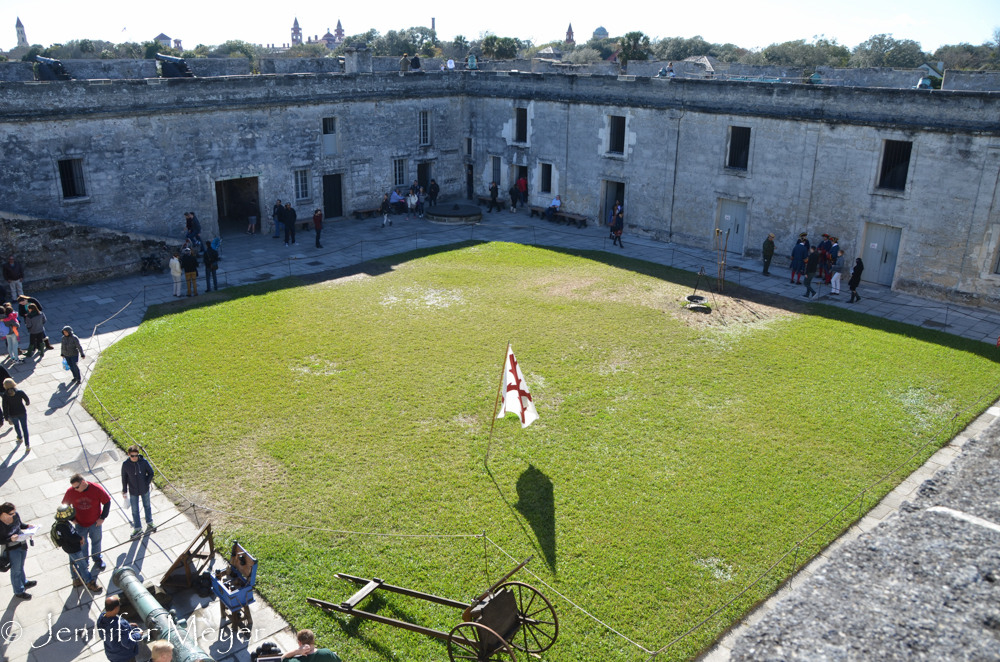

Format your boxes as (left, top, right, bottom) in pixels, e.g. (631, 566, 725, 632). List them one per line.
(592, 26, 609, 40)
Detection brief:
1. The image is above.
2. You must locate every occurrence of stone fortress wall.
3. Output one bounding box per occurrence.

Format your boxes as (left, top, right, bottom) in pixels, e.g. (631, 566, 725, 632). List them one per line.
(1, 68, 999, 308)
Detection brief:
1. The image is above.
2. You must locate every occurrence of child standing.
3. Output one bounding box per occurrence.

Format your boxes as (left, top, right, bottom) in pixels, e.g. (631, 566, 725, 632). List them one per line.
(1, 304, 20, 364)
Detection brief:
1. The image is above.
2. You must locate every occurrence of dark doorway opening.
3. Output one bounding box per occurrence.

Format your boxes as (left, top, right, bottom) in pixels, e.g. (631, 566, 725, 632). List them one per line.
(323, 174, 343, 219)
(417, 162, 432, 192)
(215, 177, 260, 236)
(466, 165, 474, 200)
(516, 165, 528, 203)
(602, 180, 625, 225)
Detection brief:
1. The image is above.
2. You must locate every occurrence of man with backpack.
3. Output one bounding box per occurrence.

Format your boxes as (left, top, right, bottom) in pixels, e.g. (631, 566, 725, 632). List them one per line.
(52, 504, 103, 593)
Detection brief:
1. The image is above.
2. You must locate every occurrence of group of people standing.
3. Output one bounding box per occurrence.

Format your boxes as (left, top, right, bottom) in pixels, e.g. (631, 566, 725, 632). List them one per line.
(762, 232, 864, 303)
(383, 179, 441, 226)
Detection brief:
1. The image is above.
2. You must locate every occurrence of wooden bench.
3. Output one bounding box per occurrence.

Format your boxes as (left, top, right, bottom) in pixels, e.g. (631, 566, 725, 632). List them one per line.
(477, 195, 506, 210)
(353, 206, 382, 220)
(554, 211, 587, 228)
(528, 205, 547, 218)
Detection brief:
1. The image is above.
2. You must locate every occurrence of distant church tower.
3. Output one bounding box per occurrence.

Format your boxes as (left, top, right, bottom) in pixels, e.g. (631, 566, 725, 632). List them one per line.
(15, 17, 28, 49)
(565, 23, 575, 46)
(334, 19, 344, 44)
(291, 18, 303, 46)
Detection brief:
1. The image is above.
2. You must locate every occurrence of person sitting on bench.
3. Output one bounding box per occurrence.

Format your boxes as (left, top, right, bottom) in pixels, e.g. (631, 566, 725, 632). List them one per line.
(545, 195, 562, 221)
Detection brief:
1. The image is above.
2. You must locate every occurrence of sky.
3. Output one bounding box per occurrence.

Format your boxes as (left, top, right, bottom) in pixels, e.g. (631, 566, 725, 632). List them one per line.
(2, 0, 998, 54)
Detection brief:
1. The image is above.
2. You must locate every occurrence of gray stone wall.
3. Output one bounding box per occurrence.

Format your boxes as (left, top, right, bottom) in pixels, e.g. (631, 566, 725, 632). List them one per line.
(62, 59, 156, 80)
(942, 70, 1000, 92)
(1, 72, 1000, 308)
(814, 66, 925, 88)
(187, 58, 252, 77)
(0, 212, 173, 291)
(0, 62, 34, 81)
(259, 58, 344, 74)
(531, 60, 619, 75)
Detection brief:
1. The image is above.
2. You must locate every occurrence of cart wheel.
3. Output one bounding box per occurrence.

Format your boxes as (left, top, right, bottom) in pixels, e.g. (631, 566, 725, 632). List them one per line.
(448, 622, 517, 662)
(496, 582, 559, 653)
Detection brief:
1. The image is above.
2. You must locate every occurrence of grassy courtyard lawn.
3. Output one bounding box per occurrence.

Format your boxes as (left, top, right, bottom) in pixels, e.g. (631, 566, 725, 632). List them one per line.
(84, 242, 1000, 661)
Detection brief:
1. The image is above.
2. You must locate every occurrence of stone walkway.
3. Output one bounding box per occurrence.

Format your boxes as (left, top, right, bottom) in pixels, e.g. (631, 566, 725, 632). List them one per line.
(2, 204, 999, 662)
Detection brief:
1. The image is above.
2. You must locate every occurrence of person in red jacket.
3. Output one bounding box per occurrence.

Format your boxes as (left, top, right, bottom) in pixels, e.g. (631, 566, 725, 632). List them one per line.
(313, 209, 323, 249)
(63, 474, 111, 571)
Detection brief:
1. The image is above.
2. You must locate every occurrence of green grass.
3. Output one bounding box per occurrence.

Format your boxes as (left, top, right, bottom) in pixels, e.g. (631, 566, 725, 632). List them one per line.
(84, 242, 1000, 661)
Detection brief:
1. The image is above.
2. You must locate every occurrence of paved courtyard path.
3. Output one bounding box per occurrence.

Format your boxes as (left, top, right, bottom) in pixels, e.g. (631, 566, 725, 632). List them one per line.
(3, 204, 999, 662)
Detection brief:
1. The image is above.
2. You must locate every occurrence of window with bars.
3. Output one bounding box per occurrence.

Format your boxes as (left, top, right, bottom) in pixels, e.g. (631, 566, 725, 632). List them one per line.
(515, 108, 528, 143)
(322, 117, 337, 155)
(608, 116, 626, 155)
(727, 126, 751, 170)
(541, 163, 552, 193)
(294, 169, 310, 200)
(419, 111, 431, 145)
(393, 159, 406, 187)
(58, 159, 86, 198)
(878, 140, 912, 191)
(491, 156, 501, 186)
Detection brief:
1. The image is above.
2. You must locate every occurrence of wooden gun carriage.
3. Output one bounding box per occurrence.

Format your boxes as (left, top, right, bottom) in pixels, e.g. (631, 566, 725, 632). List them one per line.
(307, 556, 558, 661)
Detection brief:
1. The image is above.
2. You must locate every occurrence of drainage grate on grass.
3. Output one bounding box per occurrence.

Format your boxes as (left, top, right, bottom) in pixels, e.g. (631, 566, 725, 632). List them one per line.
(253, 272, 275, 281)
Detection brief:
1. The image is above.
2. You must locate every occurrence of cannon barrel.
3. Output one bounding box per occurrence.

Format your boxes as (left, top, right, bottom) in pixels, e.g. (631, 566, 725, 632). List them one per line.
(154, 53, 185, 64)
(112, 565, 214, 662)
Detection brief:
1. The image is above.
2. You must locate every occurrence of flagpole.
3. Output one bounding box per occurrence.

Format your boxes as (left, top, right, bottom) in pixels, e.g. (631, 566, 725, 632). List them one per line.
(484, 341, 510, 466)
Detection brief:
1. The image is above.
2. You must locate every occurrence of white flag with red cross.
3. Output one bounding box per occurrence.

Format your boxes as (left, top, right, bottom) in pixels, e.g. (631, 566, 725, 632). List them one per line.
(497, 345, 538, 428)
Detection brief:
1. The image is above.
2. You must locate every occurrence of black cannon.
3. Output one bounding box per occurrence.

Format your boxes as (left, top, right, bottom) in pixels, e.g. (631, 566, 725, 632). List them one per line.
(155, 53, 194, 78)
(33, 55, 73, 81)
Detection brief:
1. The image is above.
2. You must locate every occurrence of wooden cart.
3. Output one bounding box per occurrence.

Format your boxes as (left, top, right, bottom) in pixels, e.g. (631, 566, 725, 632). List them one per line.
(307, 556, 558, 661)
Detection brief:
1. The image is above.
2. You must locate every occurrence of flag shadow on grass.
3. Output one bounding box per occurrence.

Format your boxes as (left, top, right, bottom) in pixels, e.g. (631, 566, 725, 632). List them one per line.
(514, 464, 556, 573)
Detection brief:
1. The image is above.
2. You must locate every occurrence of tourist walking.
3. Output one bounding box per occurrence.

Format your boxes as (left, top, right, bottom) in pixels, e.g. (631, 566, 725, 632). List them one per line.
(313, 209, 323, 248)
(762, 233, 775, 275)
(169, 252, 182, 297)
(830, 249, 845, 295)
(848, 258, 865, 303)
(272, 199, 283, 238)
(60, 325, 86, 385)
(284, 203, 298, 246)
(417, 187, 426, 217)
(608, 200, 621, 239)
(2, 303, 20, 363)
(203, 241, 219, 292)
(183, 213, 202, 251)
(487, 182, 500, 213)
(97, 595, 143, 662)
(3, 255, 24, 302)
(508, 182, 519, 212)
(517, 175, 528, 206)
(428, 179, 440, 207)
(803, 246, 820, 298)
(790, 236, 808, 284)
(122, 445, 156, 539)
(22, 303, 46, 360)
(407, 190, 418, 219)
(53, 504, 102, 592)
(63, 474, 111, 572)
(0, 502, 36, 599)
(16, 295, 53, 351)
(380, 194, 392, 228)
(180, 248, 199, 297)
(612, 210, 625, 248)
(246, 198, 259, 235)
(2, 378, 29, 448)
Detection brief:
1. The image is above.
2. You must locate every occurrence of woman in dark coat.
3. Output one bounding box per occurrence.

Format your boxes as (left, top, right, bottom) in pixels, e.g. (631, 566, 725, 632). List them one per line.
(848, 257, 865, 303)
(612, 210, 625, 248)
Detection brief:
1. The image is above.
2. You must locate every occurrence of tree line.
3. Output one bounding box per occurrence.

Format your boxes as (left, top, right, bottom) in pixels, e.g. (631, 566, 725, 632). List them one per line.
(4, 27, 999, 73)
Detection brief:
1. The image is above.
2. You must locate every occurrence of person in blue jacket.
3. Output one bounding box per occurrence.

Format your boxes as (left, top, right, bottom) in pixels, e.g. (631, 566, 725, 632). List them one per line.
(97, 595, 144, 662)
(122, 445, 156, 539)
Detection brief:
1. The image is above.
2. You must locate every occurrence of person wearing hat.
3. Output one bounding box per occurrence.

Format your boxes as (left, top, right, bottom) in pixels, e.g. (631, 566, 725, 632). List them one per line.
(0, 502, 36, 599)
(60, 326, 86, 384)
(2, 377, 30, 449)
(53, 504, 103, 592)
(762, 233, 775, 276)
(180, 248, 199, 297)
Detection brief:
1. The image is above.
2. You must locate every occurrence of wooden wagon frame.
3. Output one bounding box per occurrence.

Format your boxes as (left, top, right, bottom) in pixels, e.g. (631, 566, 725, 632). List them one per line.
(307, 556, 558, 661)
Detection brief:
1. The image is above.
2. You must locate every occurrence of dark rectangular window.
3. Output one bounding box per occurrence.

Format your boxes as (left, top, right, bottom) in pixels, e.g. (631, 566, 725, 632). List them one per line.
(727, 126, 751, 170)
(515, 108, 528, 143)
(322, 117, 336, 135)
(466, 138, 473, 156)
(393, 159, 406, 187)
(491, 156, 501, 185)
(541, 164, 552, 193)
(878, 140, 912, 191)
(58, 159, 86, 198)
(608, 116, 626, 155)
(419, 111, 430, 145)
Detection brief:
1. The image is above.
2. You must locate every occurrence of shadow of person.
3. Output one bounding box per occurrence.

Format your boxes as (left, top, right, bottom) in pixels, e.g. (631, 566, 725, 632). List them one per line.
(29, 592, 96, 659)
(45, 383, 78, 416)
(514, 465, 556, 572)
(0, 445, 26, 489)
